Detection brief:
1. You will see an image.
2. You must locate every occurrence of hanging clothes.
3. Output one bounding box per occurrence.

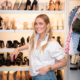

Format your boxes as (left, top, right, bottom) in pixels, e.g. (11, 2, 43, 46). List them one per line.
(65, 7, 80, 54)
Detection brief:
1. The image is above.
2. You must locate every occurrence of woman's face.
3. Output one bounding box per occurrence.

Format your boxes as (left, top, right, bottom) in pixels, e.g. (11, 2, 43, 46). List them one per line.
(34, 17, 48, 35)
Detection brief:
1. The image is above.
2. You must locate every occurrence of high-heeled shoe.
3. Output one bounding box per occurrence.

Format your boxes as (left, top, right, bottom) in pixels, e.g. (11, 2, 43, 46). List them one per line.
(13, 0, 20, 10)
(27, 36, 30, 43)
(2, 72, 8, 80)
(6, 52, 11, 66)
(31, 0, 38, 10)
(9, 72, 14, 80)
(55, 0, 60, 11)
(19, 0, 26, 10)
(23, 22, 28, 30)
(16, 71, 21, 80)
(23, 56, 29, 65)
(25, 0, 31, 10)
(1, 0, 12, 10)
(49, 0, 55, 11)
(16, 52, 23, 66)
(21, 71, 26, 80)
(19, 37, 25, 47)
(57, 36, 62, 47)
(10, 18, 17, 30)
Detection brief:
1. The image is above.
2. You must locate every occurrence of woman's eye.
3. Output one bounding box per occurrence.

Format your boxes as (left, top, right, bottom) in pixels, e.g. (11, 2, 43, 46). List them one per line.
(34, 23, 37, 25)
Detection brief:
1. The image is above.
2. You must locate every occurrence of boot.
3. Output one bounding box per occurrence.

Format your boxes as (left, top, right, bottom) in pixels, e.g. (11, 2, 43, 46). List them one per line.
(2, 72, 8, 80)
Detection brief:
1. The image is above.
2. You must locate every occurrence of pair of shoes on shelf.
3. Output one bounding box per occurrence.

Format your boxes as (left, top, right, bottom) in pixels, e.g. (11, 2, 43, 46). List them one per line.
(1, 0, 12, 10)
(23, 22, 34, 30)
(6, 40, 20, 48)
(13, 0, 26, 10)
(0, 40, 5, 48)
(2, 72, 14, 80)
(16, 71, 26, 80)
(49, 0, 60, 11)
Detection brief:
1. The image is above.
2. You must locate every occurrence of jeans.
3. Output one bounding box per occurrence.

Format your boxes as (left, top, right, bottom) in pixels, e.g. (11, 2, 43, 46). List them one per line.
(32, 70, 57, 80)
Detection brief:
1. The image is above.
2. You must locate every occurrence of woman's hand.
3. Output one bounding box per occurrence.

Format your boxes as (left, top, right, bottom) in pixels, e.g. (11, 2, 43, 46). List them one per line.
(36, 66, 49, 75)
(11, 48, 19, 62)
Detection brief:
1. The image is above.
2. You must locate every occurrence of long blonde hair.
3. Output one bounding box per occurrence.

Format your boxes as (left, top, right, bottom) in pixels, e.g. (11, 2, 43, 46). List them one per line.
(29, 14, 53, 53)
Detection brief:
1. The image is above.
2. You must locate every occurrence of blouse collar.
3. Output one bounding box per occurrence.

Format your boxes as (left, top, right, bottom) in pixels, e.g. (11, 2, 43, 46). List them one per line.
(34, 33, 49, 49)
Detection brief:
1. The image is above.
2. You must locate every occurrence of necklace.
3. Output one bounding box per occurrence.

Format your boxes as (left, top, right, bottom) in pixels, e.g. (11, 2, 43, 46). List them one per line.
(38, 38, 44, 42)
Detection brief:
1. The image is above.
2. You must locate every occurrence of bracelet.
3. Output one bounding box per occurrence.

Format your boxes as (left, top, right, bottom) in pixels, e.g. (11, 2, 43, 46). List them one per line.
(48, 66, 52, 71)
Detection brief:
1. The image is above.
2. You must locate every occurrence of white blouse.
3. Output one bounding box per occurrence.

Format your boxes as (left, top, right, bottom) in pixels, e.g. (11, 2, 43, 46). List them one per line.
(28, 33, 65, 76)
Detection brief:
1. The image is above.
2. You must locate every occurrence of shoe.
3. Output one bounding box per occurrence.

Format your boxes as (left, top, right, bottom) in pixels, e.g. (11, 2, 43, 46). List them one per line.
(16, 52, 23, 66)
(1, 0, 12, 10)
(13, 0, 20, 10)
(6, 40, 12, 48)
(23, 22, 28, 30)
(55, 0, 60, 11)
(23, 56, 29, 65)
(9, 73, 14, 80)
(4, 17, 10, 30)
(0, 53, 5, 66)
(21, 71, 25, 80)
(49, 0, 55, 11)
(57, 36, 62, 47)
(10, 18, 17, 30)
(27, 36, 30, 43)
(0, 40, 5, 48)
(31, 0, 38, 10)
(16, 71, 20, 80)
(0, 16, 3, 29)
(25, 0, 31, 10)
(12, 40, 20, 48)
(19, 0, 26, 10)
(6, 52, 11, 66)
(2, 72, 7, 80)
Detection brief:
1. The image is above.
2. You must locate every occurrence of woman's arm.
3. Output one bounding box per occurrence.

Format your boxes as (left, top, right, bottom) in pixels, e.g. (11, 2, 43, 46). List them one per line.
(50, 57, 67, 70)
(36, 57, 67, 75)
(17, 43, 29, 52)
(11, 43, 29, 62)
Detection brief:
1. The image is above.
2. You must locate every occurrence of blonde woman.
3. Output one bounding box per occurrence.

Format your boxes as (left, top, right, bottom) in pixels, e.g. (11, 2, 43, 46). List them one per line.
(11, 14, 67, 80)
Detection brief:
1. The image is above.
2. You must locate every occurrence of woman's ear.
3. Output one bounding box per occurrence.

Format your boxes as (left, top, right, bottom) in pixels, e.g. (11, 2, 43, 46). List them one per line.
(47, 23, 50, 28)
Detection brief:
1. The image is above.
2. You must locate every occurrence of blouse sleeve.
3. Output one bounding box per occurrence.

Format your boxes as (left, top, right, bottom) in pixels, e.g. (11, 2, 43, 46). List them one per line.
(49, 40, 65, 60)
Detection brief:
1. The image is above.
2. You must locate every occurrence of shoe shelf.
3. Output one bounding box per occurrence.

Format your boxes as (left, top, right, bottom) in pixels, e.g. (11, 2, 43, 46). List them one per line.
(0, 30, 14, 33)
(0, 10, 65, 14)
(0, 30, 65, 33)
(0, 65, 65, 71)
(0, 65, 29, 71)
(0, 48, 29, 52)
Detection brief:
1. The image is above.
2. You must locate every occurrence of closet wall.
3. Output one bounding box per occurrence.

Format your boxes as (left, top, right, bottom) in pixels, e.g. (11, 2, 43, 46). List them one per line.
(67, 0, 80, 80)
